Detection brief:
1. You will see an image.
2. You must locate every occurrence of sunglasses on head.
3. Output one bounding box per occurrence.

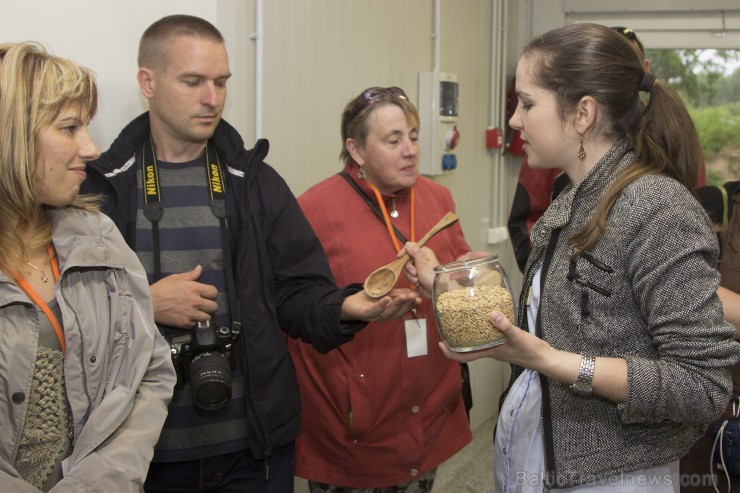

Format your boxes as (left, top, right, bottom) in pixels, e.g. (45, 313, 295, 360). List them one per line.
(360, 86, 408, 105)
(612, 26, 638, 41)
(344, 86, 410, 130)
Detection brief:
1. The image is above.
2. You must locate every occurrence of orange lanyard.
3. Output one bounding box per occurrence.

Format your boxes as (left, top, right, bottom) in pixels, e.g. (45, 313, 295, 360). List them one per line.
(13, 245, 65, 354)
(365, 182, 416, 253)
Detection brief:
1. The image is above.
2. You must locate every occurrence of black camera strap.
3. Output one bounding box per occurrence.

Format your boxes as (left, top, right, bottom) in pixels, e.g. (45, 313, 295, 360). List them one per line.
(142, 136, 241, 337)
(338, 171, 408, 243)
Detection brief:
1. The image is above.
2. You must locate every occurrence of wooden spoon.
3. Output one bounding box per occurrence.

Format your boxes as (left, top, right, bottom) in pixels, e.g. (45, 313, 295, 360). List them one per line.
(363, 211, 459, 299)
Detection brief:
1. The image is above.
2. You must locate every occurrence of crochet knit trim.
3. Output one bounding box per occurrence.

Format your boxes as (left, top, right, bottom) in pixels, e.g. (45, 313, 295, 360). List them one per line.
(15, 346, 71, 489)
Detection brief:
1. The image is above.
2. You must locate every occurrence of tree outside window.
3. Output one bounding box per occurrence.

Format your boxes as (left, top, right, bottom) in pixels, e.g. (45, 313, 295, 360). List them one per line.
(648, 48, 740, 185)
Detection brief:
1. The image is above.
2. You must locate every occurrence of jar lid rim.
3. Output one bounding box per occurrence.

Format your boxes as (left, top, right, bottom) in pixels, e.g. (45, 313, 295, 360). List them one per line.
(433, 254, 500, 273)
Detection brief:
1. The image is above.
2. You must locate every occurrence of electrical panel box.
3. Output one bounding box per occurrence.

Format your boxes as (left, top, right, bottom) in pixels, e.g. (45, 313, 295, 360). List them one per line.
(418, 71, 459, 176)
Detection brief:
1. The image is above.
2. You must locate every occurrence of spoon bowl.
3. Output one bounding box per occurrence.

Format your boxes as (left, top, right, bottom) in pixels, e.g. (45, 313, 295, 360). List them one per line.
(363, 211, 459, 298)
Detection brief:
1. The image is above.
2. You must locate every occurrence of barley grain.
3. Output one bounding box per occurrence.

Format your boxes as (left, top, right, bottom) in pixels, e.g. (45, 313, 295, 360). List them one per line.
(435, 285, 514, 349)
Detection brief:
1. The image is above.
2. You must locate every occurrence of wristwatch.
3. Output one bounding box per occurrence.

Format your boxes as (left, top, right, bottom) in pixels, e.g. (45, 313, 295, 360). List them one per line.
(570, 355, 596, 394)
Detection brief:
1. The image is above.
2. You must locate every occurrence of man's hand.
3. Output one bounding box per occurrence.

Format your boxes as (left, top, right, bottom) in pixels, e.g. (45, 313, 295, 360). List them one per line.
(150, 265, 218, 329)
(340, 288, 421, 323)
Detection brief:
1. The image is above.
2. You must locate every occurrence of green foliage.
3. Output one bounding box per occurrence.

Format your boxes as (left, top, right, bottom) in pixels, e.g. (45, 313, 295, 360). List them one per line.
(688, 103, 740, 159)
(648, 49, 739, 107)
(706, 168, 725, 186)
(715, 68, 740, 105)
(645, 49, 739, 186)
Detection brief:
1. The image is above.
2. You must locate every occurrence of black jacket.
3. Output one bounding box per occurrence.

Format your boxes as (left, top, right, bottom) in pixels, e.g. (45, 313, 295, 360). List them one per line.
(81, 112, 366, 461)
(697, 180, 740, 229)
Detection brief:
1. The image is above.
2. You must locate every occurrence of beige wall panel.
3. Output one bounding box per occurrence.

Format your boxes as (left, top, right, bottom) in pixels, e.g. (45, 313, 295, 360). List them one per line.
(259, 1, 501, 256)
(434, 0, 496, 253)
(261, 0, 433, 196)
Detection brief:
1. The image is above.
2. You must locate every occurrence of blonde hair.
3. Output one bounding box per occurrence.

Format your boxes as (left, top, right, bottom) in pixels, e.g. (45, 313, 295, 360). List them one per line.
(0, 41, 99, 271)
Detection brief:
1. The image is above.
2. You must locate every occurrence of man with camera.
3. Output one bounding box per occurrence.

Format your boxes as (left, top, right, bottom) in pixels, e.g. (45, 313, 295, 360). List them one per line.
(81, 14, 420, 492)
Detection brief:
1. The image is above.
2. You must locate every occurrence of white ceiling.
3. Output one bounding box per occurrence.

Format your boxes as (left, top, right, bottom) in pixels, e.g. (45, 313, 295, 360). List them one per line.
(563, 0, 740, 49)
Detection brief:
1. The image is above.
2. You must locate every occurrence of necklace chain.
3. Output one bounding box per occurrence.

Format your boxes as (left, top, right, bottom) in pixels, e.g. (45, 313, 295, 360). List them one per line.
(17, 252, 50, 283)
(24, 260, 49, 283)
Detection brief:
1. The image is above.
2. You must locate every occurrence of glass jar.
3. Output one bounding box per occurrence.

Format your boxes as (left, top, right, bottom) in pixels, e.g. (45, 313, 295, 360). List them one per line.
(432, 255, 517, 352)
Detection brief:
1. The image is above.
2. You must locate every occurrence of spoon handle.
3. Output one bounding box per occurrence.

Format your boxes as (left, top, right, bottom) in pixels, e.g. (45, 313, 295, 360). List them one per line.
(415, 211, 459, 249)
(394, 211, 459, 265)
(362, 211, 460, 299)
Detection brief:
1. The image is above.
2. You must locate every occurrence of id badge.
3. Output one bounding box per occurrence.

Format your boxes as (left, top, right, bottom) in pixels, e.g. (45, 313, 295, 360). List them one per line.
(405, 318, 428, 358)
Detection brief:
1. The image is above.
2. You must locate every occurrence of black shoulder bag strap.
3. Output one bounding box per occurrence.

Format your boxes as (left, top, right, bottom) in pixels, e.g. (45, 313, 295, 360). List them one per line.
(338, 171, 407, 244)
(338, 171, 474, 420)
(719, 184, 729, 243)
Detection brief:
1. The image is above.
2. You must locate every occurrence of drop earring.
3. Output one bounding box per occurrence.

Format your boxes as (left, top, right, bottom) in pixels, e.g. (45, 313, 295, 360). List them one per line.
(578, 136, 587, 160)
(357, 166, 365, 180)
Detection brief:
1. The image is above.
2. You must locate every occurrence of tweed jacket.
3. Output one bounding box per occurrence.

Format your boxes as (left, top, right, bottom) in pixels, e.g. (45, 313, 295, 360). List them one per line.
(509, 138, 740, 488)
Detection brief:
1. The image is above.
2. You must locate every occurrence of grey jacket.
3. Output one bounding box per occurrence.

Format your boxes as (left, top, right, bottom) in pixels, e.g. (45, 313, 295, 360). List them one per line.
(514, 139, 740, 488)
(0, 209, 176, 492)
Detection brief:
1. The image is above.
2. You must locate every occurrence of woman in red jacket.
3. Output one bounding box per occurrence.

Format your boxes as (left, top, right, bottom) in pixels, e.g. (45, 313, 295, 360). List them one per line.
(287, 86, 479, 492)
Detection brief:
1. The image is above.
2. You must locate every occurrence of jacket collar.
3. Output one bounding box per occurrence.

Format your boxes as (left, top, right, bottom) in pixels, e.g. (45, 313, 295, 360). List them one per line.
(0, 209, 123, 302)
(90, 112, 269, 176)
(531, 138, 633, 251)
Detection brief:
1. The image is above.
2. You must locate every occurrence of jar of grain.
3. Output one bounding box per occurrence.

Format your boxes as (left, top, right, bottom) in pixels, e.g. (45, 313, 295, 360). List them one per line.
(432, 255, 516, 352)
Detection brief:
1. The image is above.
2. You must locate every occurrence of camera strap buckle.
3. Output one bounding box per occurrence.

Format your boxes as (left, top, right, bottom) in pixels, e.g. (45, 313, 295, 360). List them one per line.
(231, 321, 242, 338)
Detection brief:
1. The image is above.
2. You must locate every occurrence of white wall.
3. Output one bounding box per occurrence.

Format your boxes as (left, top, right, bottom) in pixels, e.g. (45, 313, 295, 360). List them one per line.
(0, 1, 221, 150)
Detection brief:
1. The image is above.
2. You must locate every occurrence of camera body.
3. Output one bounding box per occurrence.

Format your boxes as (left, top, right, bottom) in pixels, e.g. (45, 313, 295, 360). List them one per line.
(167, 321, 234, 411)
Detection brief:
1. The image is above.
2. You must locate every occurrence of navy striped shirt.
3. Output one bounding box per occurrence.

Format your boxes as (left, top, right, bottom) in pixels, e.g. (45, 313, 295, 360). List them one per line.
(134, 151, 249, 462)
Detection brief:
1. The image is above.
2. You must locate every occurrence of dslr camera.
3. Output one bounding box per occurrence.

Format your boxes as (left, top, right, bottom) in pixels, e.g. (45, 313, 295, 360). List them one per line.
(167, 320, 235, 412)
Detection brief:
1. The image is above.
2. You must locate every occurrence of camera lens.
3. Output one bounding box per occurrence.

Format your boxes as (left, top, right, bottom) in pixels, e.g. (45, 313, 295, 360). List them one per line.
(188, 351, 232, 411)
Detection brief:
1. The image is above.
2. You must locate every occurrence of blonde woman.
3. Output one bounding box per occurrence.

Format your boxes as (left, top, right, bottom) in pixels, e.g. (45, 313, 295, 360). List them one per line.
(0, 42, 175, 492)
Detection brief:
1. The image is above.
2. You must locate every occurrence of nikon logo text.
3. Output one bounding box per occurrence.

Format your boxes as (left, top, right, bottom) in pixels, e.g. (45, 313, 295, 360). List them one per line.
(210, 164, 223, 193)
(145, 165, 157, 196)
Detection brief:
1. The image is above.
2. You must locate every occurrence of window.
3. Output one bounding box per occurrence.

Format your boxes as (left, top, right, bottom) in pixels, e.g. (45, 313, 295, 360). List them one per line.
(647, 48, 740, 185)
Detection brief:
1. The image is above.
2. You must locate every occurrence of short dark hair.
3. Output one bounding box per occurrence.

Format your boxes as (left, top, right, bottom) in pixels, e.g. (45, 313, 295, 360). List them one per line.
(138, 14, 224, 68)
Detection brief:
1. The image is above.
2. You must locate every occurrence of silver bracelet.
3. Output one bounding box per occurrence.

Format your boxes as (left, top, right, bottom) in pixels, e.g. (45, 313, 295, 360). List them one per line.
(570, 355, 596, 394)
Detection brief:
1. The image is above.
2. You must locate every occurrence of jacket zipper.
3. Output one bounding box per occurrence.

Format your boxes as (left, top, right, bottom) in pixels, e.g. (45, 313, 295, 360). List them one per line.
(230, 203, 270, 479)
(537, 228, 562, 488)
(60, 276, 94, 426)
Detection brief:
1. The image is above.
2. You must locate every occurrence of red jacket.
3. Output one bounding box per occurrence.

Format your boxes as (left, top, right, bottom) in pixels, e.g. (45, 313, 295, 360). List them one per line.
(288, 164, 473, 487)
